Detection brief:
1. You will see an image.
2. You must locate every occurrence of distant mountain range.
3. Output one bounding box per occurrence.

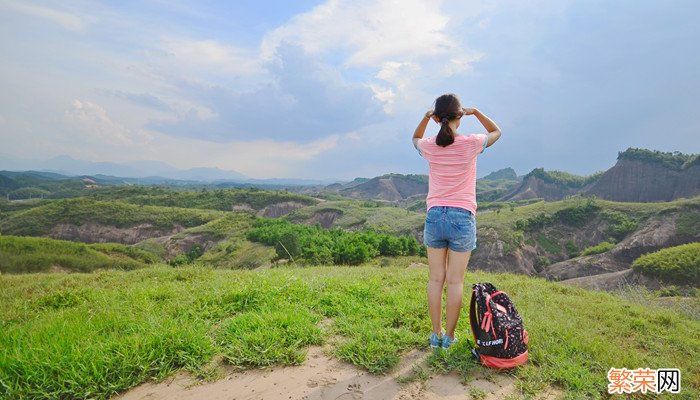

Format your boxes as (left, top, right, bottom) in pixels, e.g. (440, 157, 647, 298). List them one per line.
(2, 148, 698, 203)
(321, 148, 700, 203)
(0, 154, 333, 186)
(0, 154, 248, 182)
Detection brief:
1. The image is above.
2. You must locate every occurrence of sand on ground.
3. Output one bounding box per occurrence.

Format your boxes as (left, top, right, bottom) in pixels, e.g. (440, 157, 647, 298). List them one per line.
(115, 346, 563, 400)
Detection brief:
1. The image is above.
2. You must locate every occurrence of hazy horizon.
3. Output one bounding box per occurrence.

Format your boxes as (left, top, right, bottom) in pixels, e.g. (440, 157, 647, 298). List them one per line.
(1, 0, 699, 180)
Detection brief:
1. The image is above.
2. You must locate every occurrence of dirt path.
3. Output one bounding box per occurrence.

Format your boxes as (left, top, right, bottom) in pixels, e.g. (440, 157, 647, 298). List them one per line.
(115, 347, 563, 400)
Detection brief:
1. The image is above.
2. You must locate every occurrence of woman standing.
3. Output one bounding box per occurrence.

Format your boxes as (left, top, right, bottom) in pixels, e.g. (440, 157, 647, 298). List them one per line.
(412, 93, 502, 349)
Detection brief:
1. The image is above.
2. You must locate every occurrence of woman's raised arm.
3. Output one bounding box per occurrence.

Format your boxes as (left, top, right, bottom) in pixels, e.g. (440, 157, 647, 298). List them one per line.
(413, 110, 435, 140)
(464, 107, 501, 147)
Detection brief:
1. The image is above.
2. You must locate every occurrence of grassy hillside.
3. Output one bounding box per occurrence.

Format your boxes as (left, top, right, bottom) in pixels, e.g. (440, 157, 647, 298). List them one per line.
(633, 243, 700, 285)
(84, 186, 318, 211)
(177, 213, 276, 269)
(0, 171, 88, 199)
(476, 196, 700, 257)
(0, 236, 158, 273)
(526, 168, 603, 189)
(286, 200, 424, 236)
(475, 178, 520, 201)
(0, 264, 697, 399)
(0, 198, 224, 236)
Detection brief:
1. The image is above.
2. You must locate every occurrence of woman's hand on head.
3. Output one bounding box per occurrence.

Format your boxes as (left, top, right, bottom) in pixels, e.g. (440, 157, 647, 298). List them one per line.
(424, 110, 434, 119)
(462, 107, 476, 116)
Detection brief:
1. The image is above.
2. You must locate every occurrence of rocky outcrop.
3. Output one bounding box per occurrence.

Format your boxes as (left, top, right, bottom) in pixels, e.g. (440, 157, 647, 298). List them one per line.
(339, 175, 428, 201)
(541, 253, 629, 281)
(609, 213, 683, 262)
(497, 175, 584, 201)
(49, 222, 184, 245)
(538, 213, 699, 285)
(307, 210, 342, 229)
(257, 201, 308, 218)
(559, 269, 663, 292)
(482, 168, 518, 181)
(585, 159, 700, 202)
(156, 233, 219, 260)
(470, 227, 539, 275)
(498, 149, 699, 203)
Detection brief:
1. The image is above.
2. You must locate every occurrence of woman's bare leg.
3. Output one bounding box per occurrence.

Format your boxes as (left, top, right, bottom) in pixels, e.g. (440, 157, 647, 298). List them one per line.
(445, 250, 471, 339)
(427, 246, 448, 335)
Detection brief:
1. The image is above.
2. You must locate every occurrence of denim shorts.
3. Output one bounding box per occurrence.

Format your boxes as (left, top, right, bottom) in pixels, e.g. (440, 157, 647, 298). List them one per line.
(423, 206, 477, 252)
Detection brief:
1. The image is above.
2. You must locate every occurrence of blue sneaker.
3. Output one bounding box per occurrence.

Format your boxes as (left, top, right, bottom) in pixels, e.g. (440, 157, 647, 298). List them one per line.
(442, 334, 458, 349)
(429, 332, 442, 349)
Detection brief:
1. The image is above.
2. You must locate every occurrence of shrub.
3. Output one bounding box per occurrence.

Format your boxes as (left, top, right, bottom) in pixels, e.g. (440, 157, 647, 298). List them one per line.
(565, 240, 580, 258)
(582, 241, 615, 256)
(515, 212, 553, 232)
(632, 243, 700, 286)
(618, 148, 698, 171)
(246, 218, 421, 265)
(600, 211, 638, 241)
(553, 198, 600, 227)
(534, 256, 550, 273)
(536, 233, 561, 254)
(527, 168, 602, 188)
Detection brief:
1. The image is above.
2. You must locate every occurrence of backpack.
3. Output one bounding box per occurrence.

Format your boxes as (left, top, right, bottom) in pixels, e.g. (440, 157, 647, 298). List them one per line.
(469, 282, 529, 369)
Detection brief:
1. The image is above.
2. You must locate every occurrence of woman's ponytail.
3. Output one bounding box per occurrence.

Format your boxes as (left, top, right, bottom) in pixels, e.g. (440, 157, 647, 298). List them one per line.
(433, 93, 462, 147)
(436, 116, 455, 147)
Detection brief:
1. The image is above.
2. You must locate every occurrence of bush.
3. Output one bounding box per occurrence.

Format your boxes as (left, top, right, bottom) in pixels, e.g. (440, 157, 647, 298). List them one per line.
(582, 241, 615, 256)
(632, 243, 700, 286)
(536, 233, 561, 254)
(601, 211, 638, 241)
(515, 212, 553, 232)
(527, 168, 602, 188)
(247, 218, 421, 265)
(565, 240, 579, 258)
(618, 148, 698, 171)
(534, 256, 551, 273)
(553, 198, 600, 227)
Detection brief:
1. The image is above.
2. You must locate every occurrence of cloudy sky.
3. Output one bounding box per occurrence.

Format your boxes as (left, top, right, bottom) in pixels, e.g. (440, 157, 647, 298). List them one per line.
(1, 0, 698, 180)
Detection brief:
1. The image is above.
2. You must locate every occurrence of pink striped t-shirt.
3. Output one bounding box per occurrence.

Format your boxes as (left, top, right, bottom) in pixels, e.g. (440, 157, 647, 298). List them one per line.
(415, 133, 488, 214)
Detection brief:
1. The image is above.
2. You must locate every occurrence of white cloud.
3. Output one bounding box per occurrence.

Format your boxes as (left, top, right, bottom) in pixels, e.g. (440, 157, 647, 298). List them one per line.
(261, 0, 455, 67)
(128, 132, 341, 178)
(65, 99, 152, 145)
(258, 0, 485, 114)
(442, 53, 485, 76)
(345, 132, 361, 140)
(159, 38, 264, 78)
(0, 1, 95, 32)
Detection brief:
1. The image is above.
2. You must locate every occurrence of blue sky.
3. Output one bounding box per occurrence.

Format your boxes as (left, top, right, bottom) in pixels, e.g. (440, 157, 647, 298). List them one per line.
(1, 0, 698, 180)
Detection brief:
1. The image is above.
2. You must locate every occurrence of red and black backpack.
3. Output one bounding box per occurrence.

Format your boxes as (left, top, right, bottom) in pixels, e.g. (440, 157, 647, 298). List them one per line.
(469, 282, 529, 369)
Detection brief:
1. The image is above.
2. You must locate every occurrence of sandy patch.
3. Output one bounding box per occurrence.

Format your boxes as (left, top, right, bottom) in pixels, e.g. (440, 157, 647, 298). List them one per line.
(114, 347, 563, 400)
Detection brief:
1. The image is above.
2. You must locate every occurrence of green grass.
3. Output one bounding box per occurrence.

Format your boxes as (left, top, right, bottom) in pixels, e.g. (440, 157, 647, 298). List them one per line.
(85, 186, 318, 211)
(476, 196, 700, 255)
(0, 198, 224, 236)
(0, 236, 157, 273)
(676, 208, 700, 237)
(536, 232, 561, 255)
(581, 241, 615, 256)
(173, 213, 277, 269)
(632, 243, 700, 286)
(286, 200, 425, 236)
(1, 264, 698, 399)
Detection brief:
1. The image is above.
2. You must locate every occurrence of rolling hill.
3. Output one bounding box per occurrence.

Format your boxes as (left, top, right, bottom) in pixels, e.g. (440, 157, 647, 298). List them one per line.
(499, 148, 700, 202)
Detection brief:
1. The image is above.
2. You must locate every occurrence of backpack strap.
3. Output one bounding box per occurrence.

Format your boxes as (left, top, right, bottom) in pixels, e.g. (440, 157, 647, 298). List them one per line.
(469, 286, 479, 344)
